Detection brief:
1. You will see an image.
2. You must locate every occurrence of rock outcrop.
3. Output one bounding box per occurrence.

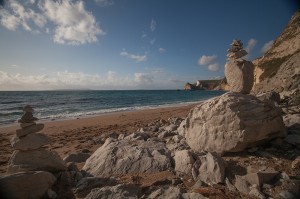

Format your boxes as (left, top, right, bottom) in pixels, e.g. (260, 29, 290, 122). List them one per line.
(184, 92, 285, 154)
(82, 138, 172, 177)
(253, 10, 300, 105)
(225, 39, 254, 94)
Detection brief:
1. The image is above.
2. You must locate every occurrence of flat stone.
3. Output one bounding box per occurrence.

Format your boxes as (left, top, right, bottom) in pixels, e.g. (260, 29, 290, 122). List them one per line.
(19, 112, 38, 123)
(16, 123, 44, 137)
(20, 122, 36, 129)
(11, 133, 51, 151)
(8, 149, 66, 174)
(0, 171, 56, 199)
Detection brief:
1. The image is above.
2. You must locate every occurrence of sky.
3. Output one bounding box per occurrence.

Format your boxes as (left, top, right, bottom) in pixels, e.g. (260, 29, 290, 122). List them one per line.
(0, 0, 298, 90)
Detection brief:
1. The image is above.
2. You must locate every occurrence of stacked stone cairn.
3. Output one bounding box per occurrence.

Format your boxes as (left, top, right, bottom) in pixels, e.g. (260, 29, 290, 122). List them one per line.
(0, 105, 66, 199)
(225, 39, 254, 94)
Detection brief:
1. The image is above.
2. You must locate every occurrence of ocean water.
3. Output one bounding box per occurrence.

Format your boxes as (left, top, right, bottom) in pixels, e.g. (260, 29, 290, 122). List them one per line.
(0, 90, 225, 125)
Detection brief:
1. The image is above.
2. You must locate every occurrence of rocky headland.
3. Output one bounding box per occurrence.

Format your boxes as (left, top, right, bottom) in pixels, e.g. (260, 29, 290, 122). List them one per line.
(0, 9, 299, 199)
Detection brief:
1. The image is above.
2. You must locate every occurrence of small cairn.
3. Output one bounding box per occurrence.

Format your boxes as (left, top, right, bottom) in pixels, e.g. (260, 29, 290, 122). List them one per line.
(8, 105, 66, 174)
(224, 39, 254, 94)
(226, 39, 247, 60)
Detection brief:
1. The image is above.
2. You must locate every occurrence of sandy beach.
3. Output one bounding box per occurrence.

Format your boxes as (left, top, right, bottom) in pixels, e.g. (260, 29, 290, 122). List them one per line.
(0, 103, 196, 175)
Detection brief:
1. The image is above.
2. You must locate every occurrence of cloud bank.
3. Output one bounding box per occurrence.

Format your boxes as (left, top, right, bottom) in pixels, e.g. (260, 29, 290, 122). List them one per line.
(0, 0, 105, 45)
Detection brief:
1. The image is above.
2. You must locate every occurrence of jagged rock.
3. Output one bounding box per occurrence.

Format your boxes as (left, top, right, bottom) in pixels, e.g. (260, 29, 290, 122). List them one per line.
(249, 184, 265, 199)
(82, 138, 172, 177)
(11, 133, 51, 151)
(7, 149, 66, 173)
(164, 124, 178, 132)
(16, 123, 44, 137)
(178, 120, 186, 137)
(182, 193, 207, 199)
(234, 175, 250, 194)
(63, 153, 91, 163)
(174, 150, 195, 175)
(145, 186, 185, 199)
(124, 132, 150, 141)
(244, 167, 279, 186)
(225, 60, 254, 94)
(283, 114, 300, 135)
(0, 171, 56, 199)
(85, 184, 140, 199)
(184, 92, 286, 154)
(256, 91, 281, 105)
(196, 152, 226, 184)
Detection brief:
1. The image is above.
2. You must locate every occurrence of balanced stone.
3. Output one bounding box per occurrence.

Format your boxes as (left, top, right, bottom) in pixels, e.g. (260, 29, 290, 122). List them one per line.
(225, 60, 254, 94)
(7, 149, 67, 173)
(11, 133, 51, 151)
(16, 123, 44, 137)
(18, 112, 38, 124)
(23, 105, 34, 112)
(20, 122, 36, 129)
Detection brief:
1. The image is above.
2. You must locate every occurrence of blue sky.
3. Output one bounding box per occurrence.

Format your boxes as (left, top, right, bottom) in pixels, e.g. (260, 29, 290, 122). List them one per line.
(0, 0, 298, 90)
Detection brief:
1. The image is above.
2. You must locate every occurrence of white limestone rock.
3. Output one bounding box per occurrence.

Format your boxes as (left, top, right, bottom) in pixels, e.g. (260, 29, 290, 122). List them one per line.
(184, 92, 286, 154)
(225, 60, 254, 94)
(82, 138, 172, 177)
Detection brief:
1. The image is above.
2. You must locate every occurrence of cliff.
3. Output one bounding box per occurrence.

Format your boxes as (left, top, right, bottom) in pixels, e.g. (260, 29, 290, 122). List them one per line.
(252, 9, 300, 105)
(184, 78, 228, 91)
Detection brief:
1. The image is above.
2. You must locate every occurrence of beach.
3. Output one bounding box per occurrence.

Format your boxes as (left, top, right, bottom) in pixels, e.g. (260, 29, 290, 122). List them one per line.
(0, 103, 196, 175)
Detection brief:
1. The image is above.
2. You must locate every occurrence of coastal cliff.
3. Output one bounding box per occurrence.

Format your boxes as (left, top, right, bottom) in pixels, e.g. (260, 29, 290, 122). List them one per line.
(184, 78, 229, 90)
(252, 10, 300, 105)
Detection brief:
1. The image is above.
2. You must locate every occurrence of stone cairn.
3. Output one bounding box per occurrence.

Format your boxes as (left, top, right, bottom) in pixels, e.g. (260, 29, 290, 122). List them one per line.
(8, 105, 66, 174)
(224, 39, 254, 94)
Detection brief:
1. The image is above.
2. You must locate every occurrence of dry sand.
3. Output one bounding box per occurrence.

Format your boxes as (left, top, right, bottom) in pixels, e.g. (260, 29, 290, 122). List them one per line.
(0, 104, 196, 175)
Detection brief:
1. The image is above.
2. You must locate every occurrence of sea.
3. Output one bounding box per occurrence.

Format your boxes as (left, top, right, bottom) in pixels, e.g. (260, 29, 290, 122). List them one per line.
(0, 90, 226, 126)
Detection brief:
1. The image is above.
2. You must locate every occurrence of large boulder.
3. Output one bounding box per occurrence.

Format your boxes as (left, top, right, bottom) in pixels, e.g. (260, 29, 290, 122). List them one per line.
(184, 92, 286, 154)
(0, 171, 56, 199)
(225, 60, 254, 94)
(82, 138, 172, 177)
(8, 149, 67, 173)
(11, 133, 51, 151)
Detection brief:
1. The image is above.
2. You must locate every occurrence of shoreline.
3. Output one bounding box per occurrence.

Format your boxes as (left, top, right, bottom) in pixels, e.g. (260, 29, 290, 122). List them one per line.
(0, 102, 198, 174)
(0, 101, 201, 129)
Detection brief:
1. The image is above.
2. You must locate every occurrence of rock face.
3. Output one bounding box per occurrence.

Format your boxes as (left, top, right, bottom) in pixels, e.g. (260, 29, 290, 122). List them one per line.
(0, 171, 56, 199)
(82, 138, 172, 177)
(225, 39, 254, 94)
(184, 92, 286, 154)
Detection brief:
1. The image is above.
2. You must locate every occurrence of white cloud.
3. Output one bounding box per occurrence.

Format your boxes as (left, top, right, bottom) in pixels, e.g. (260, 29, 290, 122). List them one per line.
(150, 38, 156, 45)
(208, 63, 220, 71)
(150, 19, 156, 32)
(245, 38, 257, 53)
(0, 0, 104, 45)
(141, 33, 147, 38)
(94, 0, 114, 7)
(40, 0, 105, 45)
(120, 50, 147, 62)
(198, 55, 217, 65)
(159, 48, 166, 53)
(134, 73, 153, 84)
(0, 0, 46, 31)
(261, 40, 274, 54)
